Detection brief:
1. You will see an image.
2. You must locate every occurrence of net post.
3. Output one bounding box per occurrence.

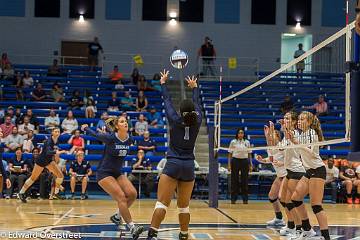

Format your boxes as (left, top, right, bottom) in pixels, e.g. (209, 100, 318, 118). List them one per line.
(208, 126, 219, 208)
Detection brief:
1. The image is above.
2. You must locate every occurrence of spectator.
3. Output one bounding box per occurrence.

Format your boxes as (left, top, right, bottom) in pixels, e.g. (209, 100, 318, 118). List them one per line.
(50, 83, 64, 102)
(279, 96, 294, 114)
(15, 72, 24, 101)
(304, 95, 328, 116)
(48, 59, 62, 76)
(22, 109, 39, 132)
(107, 91, 121, 112)
(61, 110, 78, 134)
(325, 158, 339, 203)
(22, 130, 35, 153)
(31, 83, 47, 101)
(88, 36, 103, 70)
(2, 63, 14, 80)
(44, 109, 60, 132)
(137, 75, 148, 91)
(128, 150, 154, 197)
(150, 73, 161, 91)
(146, 106, 164, 129)
(138, 131, 156, 156)
(4, 126, 24, 152)
(121, 91, 135, 111)
(14, 108, 23, 126)
(294, 43, 306, 74)
(69, 150, 92, 200)
(18, 116, 35, 137)
(121, 111, 134, 133)
(68, 129, 85, 154)
(0, 115, 15, 138)
(354, 165, 360, 204)
(68, 90, 83, 110)
(198, 36, 216, 76)
(131, 68, 140, 85)
(109, 65, 123, 84)
(96, 112, 109, 133)
(135, 114, 148, 136)
(340, 160, 357, 204)
(83, 89, 94, 106)
(22, 71, 34, 88)
(0, 53, 11, 69)
(83, 90, 96, 118)
(5, 106, 16, 124)
(136, 90, 148, 112)
(7, 148, 28, 197)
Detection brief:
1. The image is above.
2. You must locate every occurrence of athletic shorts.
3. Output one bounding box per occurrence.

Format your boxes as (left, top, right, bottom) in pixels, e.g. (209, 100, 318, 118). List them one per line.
(96, 170, 122, 182)
(304, 166, 326, 180)
(35, 158, 53, 168)
(286, 169, 305, 180)
(162, 158, 195, 182)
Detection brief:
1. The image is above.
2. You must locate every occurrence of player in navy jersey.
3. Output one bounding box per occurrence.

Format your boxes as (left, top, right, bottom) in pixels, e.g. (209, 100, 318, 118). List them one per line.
(0, 156, 11, 194)
(81, 116, 144, 240)
(18, 127, 67, 202)
(147, 70, 202, 240)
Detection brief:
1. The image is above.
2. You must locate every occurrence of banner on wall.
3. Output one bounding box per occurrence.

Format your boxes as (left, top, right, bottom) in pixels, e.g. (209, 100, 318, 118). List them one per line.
(133, 55, 144, 66)
(228, 57, 237, 69)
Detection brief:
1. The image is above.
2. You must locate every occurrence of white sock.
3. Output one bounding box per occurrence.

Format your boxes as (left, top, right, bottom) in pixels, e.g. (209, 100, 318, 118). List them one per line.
(127, 222, 135, 230)
(19, 188, 26, 194)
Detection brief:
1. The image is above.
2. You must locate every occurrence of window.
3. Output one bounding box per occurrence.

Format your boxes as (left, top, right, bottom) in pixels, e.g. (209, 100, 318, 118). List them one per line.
(251, 0, 276, 25)
(69, 0, 95, 19)
(179, 0, 204, 22)
(142, 0, 167, 21)
(35, 0, 60, 18)
(287, 0, 312, 26)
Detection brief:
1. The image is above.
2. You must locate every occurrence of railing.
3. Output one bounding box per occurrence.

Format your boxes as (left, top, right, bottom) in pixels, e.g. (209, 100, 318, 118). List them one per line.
(7, 54, 89, 67)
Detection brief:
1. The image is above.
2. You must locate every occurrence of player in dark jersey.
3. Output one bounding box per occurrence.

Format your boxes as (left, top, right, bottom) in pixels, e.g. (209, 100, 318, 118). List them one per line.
(147, 70, 202, 240)
(0, 130, 11, 192)
(18, 127, 67, 202)
(81, 116, 144, 240)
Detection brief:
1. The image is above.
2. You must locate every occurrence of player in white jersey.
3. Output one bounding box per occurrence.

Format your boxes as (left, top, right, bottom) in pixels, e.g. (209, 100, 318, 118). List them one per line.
(256, 129, 286, 226)
(287, 111, 330, 240)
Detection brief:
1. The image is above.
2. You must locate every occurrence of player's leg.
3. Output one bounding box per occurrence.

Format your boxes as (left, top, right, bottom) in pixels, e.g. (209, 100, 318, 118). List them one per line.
(267, 177, 285, 226)
(176, 180, 195, 240)
(46, 161, 64, 198)
(18, 164, 44, 202)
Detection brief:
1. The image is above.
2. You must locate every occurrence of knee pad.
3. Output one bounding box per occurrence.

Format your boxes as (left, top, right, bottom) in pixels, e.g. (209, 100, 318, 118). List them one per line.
(178, 206, 190, 214)
(286, 202, 295, 211)
(311, 205, 323, 214)
(55, 178, 63, 185)
(280, 201, 287, 208)
(269, 198, 278, 203)
(292, 200, 303, 208)
(154, 201, 168, 212)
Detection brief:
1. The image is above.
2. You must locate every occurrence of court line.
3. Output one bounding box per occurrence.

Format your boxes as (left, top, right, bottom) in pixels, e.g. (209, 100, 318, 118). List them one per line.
(43, 207, 74, 233)
(203, 200, 238, 223)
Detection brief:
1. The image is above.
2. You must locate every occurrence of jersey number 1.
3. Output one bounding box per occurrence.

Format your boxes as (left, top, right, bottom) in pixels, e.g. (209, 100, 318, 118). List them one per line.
(184, 127, 190, 140)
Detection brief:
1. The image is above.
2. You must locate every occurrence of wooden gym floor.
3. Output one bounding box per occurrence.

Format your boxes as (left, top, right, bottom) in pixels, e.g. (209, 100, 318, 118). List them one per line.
(0, 199, 360, 239)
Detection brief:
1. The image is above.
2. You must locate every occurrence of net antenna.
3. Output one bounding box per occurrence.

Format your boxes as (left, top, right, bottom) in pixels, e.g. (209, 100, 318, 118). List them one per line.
(214, 21, 354, 152)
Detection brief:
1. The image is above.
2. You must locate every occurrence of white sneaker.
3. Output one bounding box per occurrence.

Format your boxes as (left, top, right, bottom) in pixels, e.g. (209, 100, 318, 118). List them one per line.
(290, 229, 317, 240)
(266, 217, 286, 226)
(279, 226, 296, 236)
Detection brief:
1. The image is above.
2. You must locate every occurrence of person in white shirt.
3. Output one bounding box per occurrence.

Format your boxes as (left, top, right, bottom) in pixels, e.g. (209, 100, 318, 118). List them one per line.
(228, 128, 252, 204)
(45, 109, 60, 132)
(294, 43, 306, 75)
(22, 71, 34, 88)
(61, 110, 78, 134)
(18, 116, 35, 138)
(325, 158, 339, 203)
(287, 111, 330, 240)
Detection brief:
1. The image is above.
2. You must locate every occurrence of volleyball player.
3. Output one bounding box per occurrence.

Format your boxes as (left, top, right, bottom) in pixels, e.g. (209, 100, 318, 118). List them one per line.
(256, 128, 286, 226)
(286, 111, 330, 240)
(147, 70, 202, 240)
(18, 127, 67, 203)
(81, 116, 144, 240)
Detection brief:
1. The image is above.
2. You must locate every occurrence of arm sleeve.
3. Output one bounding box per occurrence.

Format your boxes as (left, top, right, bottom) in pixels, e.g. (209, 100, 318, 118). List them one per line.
(161, 84, 180, 123)
(85, 127, 112, 144)
(192, 87, 202, 122)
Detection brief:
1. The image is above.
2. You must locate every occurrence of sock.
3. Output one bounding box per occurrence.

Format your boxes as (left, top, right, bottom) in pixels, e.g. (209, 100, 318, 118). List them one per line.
(54, 188, 60, 194)
(127, 222, 135, 230)
(275, 211, 283, 220)
(148, 227, 158, 237)
(296, 225, 302, 231)
(287, 221, 295, 229)
(19, 187, 26, 194)
(321, 229, 330, 240)
(301, 219, 312, 231)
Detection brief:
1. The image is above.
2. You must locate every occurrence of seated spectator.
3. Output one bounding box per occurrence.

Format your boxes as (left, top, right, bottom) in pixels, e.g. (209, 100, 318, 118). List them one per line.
(340, 160, 357, 204)
(137, 75, 148, 91)
(96, 112, 109, 133)
(22, 109, 40, 132)
(325, 157, 339, 204)
(279, 96, 294, 114)
(22, 130, 35, 153)
(150, 73, 161, 91)
(107, 91, 121, 112)
(45, 109, 60, 132)
(14, 108, 23, 126)
(22, 71, 34, 88)
(128, 150, 154, 197)
(121, 91, 135, 111)
(304, 95, 328, 116)
(2, 63, 14, 80)
(50, 83, 64, 102)
(48, 59, 62, 76)
(146, 106, 164, 129)
(69, 150, 92, 200)
(1, 53, 11, 69)
(31, 83, 47, 101)
(135, 114, 148, 136)
(18, 116, 35, 137)
(6, 106, 16, 124)
(15, 72, 24, 101)
(0, 115, 15, 138)
(109, 65, 124, 84)
(5, 126, 23, 152)
(136, 90, 148, 112)
(131, 68, 140, 85)
(85, 98, 97, 118)
(138, 131, 156, 156)
(354, 165, 360, 204)
(61, 110, 78, 134)
(68, 90, 83, 110)
(7, 148, 28, 197)
(121, 111, 134, 133)
(68, 129, 85, 154)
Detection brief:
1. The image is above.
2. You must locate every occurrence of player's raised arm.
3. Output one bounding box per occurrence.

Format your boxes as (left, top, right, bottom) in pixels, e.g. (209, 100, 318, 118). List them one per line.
(160, 69, 181, 123)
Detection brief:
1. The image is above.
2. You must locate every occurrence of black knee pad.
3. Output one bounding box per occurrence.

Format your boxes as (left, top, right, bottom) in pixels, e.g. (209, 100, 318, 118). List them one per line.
(280, 201, 287, 208)
(269, 198, 278, 203)
(286, 202, 295, 211)
(292, 200, 303, 207)
(312, 205, 323, 214)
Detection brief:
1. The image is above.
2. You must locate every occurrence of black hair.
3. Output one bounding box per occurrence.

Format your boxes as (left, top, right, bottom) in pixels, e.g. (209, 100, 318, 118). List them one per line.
(235, 128, 246, 140)
(180, 99, 197, 126)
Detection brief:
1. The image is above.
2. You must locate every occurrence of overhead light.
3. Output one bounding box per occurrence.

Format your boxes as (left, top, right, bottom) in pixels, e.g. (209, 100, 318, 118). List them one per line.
(295, 21, 301, 29)
(283, 33, 296, 37)
(169, 11, 177, 18)
(169, 19, 177, 26)
(79, 14, 85, 22)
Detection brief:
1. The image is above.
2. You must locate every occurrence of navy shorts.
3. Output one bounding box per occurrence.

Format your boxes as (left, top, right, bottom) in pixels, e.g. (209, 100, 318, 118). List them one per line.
(305, 166, 326, 180)
(35, 158, 53, 168)
(162, 158, 195, 182)
(96, 170, 122, 182)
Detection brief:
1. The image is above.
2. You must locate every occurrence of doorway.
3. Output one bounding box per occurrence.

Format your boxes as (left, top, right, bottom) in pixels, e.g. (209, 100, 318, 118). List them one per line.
(61, 41, 90, 65)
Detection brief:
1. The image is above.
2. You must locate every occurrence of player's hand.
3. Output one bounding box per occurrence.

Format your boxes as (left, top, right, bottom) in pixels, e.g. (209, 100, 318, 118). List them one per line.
(185, 75, 198, 89)
(81, 124, 88, 131)
(6, 179, 11, 189)
(160, 69, 169, 85)
(356, 13, 360, 35)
